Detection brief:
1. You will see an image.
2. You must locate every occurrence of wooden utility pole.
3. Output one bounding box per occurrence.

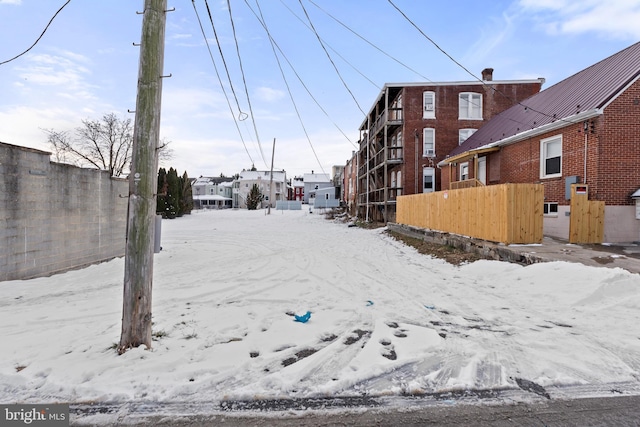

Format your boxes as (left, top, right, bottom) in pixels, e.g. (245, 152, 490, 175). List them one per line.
(119, 0, 167, 354)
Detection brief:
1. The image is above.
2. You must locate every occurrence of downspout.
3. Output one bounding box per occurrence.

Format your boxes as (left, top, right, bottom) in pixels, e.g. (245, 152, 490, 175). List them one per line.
(583, 121, 588, 185)
(414, 130, 419, 194)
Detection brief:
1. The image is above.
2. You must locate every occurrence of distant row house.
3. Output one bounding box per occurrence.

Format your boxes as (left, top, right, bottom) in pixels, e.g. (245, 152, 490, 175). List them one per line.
(233, 170, 287, 209)
(191, 176, 234, 209)
(343, 42, 640, 243)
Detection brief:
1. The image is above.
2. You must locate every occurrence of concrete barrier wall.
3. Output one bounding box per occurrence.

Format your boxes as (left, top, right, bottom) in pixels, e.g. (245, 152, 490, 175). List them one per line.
(0, 142, 128, 281)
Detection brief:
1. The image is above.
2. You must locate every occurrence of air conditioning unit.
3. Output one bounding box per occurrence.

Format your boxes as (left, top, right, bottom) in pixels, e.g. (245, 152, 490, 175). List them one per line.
(425, 104, 434, 111)
(425, 149, 435, 157)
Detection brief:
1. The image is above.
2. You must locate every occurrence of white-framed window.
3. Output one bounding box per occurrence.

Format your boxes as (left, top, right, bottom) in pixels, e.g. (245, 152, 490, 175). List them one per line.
(540, 135, 562, 178)
(459, 92, 482, 119)
(423, 128, 435, 157)
(390, 171, 397, 188)
(397, 171, 402, 196)
(459, 129, 477, 145)
(460, 162, 469, 181)
(543, 202, 559, 216)
(422, 167, 435, 193)
(423, 91, 435, 119)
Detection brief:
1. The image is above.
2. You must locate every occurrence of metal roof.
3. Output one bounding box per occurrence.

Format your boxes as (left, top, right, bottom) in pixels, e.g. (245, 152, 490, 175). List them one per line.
(446, 42, 640, 159)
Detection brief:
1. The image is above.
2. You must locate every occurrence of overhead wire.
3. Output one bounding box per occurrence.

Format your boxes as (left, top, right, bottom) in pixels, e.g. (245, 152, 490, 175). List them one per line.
(386, 0, 576, 129)
(307, 0, 432, 82)
(224, 0, 269, 168)
(0, 0, 72, 66)
(190, 0, 255, 166)
(200, 0, 247, 122)
(277, 0, 380, 91)
(251, 0, 326, 175)
(296, 0, 368, 117)
(244, 0, 357, 152)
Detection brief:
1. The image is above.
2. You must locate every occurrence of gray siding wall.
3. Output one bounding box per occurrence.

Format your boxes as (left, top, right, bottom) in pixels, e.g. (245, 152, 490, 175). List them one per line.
(0, 143, 128, 281)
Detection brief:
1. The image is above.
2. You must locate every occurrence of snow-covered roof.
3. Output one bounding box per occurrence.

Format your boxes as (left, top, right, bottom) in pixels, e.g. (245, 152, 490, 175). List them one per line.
(303, 173, 330, 183)
(632, 188, 640, 198)
(193, 195, 232, 201)
(238, 170, 286, 181)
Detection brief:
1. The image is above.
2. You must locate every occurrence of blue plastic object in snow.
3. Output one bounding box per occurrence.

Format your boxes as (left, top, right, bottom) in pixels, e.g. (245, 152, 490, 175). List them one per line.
(366, 300, 374, 306)
(294, 311, 311, 323)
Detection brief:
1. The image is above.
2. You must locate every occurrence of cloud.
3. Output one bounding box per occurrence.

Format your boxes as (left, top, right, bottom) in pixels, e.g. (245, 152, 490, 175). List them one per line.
(15, 51, 94, 95)
(255, 86, 285, 102)
(518, 0, 640, 39)
(463, 12, 516, 69)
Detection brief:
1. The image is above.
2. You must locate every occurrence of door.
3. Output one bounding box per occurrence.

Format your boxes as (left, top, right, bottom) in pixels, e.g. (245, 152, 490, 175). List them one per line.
(477, 157, 487, 185)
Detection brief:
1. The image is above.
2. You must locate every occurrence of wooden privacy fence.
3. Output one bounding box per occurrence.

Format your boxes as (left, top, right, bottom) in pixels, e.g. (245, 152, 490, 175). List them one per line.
(396, 184, 544, 244)
(569, 184, 604, 244)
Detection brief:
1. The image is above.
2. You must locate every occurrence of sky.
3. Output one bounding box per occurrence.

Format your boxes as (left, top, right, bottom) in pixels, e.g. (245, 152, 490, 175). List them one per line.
(0, 0, 639, 179)
(1, 209, 639, 423)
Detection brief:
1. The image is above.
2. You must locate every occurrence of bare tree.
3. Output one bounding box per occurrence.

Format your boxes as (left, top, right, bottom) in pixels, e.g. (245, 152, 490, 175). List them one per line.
(44, 112, 172, 177)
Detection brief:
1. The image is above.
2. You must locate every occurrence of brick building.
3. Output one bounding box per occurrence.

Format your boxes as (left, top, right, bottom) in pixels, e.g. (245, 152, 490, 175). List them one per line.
(440, 42, 640, 243)
(357, 70, 544, 222)
(343, 151, 358, 216)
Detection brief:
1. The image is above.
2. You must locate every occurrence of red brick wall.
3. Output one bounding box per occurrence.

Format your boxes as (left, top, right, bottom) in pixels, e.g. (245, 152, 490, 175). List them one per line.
(400, 81, 542, 193)
(593, 79, 640, 205)
(495, 79, 640, 206)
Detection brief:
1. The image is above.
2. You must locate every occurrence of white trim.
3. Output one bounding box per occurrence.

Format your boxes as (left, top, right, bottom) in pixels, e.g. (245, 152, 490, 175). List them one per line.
(600, 74, 640, 110)
(438, 109, 602, 167)
(540, 135, 562, 179)
(459, 92, 483, 120)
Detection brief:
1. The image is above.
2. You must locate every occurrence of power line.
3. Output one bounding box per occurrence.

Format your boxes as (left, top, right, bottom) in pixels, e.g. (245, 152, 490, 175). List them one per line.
(278, 0, 379, 91)
(251, 0, 326, 175)
(190, 0, 255, 166)
(224, 0, 268, 168)
(387, 0, 575, 128)
(244, 0, 357, 150)
(307, 0, 432, 82)
(296, 0, 367, 117)
(200, 0, 247, 122)
(0, 0, 72, 66)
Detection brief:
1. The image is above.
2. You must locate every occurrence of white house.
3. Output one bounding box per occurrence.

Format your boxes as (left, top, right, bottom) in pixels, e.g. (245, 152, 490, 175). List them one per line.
(234, 170, 287, 209)
(192, 176, 234, 209)
(303, 172, 331, 204)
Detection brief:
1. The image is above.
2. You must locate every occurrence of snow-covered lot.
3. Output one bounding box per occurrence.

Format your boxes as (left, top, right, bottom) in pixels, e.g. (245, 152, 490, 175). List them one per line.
(2, 209, 640, 408)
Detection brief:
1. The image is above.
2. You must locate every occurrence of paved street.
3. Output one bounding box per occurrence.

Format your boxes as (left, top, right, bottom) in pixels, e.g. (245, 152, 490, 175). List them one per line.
(72, 394, 640, 426)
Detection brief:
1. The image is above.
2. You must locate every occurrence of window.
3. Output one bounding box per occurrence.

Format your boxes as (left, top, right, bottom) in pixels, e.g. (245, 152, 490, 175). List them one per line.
(396, 171, 402, 196)
(459, 92, 482, 119)
(422, 167, 435, 193)
(459, 129, 477, 145)
(390, 171, 397, 188)
(423, 91, 435, 119)
(540, 135, 562, 178)
(460, 162, 469, 181)
(544, 202, 559, 216)
(423, 128, 435, 157)
(390, 134, 397, 159)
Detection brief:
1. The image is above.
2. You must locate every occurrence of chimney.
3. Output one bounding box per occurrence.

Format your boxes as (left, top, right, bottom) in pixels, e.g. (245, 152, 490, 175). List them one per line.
(482, 68, 494, 81)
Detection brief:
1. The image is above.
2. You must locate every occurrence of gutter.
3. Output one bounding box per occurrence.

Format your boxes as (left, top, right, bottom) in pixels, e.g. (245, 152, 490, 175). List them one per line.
(438, 108, 603, 166)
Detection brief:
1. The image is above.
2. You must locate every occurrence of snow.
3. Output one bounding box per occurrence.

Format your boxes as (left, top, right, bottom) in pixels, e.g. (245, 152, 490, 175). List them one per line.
(1, 209, 640, 412)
